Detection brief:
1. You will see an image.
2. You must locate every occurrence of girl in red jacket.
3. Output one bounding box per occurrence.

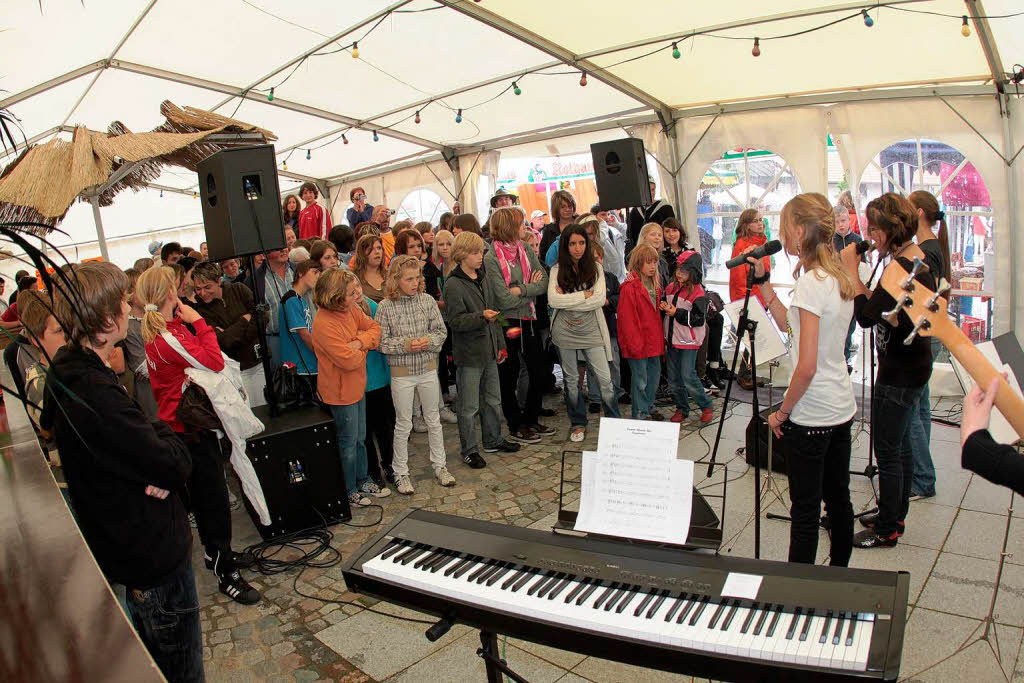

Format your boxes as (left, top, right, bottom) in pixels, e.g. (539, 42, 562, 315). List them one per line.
(728, 208, 771, 305)
(617, 244, 664, 420)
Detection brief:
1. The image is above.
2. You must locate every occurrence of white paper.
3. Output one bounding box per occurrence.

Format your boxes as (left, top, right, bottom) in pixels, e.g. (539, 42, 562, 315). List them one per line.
(950, 342, 1024, 444)
(721, 572, 764, 600)
(724, 298, 789, 365)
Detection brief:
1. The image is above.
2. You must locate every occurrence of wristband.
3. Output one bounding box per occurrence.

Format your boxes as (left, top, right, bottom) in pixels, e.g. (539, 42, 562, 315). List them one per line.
(752, 271, 770, 285)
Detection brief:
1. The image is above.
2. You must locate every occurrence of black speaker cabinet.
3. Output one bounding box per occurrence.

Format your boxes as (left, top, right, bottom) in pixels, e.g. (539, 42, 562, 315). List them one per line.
(197, 144, 286, 261)
(590, 138, 652, 210)
(245, 405, 351, 539)
(744, 405, 787, 474)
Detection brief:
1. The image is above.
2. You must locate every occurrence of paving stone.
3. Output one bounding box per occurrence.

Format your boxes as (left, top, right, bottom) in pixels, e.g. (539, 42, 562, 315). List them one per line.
(270, 640, 296, 658)
(209, 629, 231, 645)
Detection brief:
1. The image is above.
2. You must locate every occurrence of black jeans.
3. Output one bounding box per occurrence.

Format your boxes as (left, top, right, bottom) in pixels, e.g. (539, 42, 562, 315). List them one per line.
(127, 559, 204, 683)
(365, 386, 395, 480)
(497, 319, 545, 431)
(872, 383, 925, 536)
(783, 419, 854, 566)
(185, 430, 232, 570)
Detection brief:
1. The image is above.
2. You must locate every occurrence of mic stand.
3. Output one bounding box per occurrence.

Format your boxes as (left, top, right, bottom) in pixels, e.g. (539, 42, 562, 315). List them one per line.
(249, 253, 279, 417)
(707, 267, 764, 559)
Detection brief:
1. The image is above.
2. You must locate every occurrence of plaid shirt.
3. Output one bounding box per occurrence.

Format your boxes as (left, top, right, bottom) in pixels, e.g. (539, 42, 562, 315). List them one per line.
(374, 292, 447, 376)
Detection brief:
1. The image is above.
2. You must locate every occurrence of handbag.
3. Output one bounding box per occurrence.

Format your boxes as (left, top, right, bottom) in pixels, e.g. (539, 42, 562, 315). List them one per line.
(271, 363, 302, 409)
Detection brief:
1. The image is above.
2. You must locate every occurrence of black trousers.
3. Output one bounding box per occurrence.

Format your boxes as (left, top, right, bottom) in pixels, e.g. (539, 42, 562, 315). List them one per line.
(185, 430, 232, 570)
(438, 323, 455, 395)
(872, 383, 924, 536)
(783, 419, 854, 566)
(497, 319, 545, 431)
(365, 386, 395, 480)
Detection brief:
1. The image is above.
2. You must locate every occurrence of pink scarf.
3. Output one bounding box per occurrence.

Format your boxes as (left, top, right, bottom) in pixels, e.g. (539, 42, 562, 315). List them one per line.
(493, 240, 535, 320)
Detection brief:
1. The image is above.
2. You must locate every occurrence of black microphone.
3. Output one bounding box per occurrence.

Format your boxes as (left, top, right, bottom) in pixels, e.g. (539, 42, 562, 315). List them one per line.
(725, 240, 782, 269)
(855, 239, 874, 255)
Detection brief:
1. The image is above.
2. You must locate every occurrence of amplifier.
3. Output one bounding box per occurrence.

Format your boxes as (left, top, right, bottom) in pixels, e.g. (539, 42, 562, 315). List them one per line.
(245, 405, 351, 539)
(744, 405, 787, 474)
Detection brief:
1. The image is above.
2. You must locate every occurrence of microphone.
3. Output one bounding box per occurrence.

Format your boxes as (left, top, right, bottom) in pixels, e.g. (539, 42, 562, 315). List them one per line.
(855, 239, 874, 255)
(725, 240, 782, 269)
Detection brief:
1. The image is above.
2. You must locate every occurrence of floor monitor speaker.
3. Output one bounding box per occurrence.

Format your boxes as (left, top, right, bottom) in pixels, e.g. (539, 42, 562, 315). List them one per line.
(744, 405, 787, 474)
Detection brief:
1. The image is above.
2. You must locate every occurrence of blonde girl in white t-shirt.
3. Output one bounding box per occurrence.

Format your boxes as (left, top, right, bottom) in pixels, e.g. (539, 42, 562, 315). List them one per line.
(747, 192, 858, 567)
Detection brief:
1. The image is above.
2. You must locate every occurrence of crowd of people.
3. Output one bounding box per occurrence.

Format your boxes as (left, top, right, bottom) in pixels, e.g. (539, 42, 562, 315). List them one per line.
(9, 175, 1022, 683)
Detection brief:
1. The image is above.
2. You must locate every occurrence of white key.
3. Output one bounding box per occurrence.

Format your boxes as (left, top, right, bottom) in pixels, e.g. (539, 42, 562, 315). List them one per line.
(854, 615, 874, 671)
(794, 614, 823, 665)
(718, 606, 750, 656)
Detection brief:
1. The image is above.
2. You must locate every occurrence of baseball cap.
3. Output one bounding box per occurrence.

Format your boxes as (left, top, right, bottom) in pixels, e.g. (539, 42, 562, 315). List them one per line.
(147, 240, 163, 256)
(530, 210, 547, 220)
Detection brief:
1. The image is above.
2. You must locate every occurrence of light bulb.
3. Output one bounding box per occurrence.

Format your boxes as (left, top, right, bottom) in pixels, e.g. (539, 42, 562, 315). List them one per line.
(342, 133, 349, 145)
(372, 130, 379, 142)
(862, 10, 874, 27)
(455, 109, 463, 123)
(672, 42, 681, 59)
(283, 161, 288, 171)
(961, 16, 971, 37)
(512, 81, 521, 96)
(579, 72, 588, 87)
(159, 190, 163, 198)
(415, 110, 421, 124)
(752, 38, 761, 58)
(192, 192, 197, 199)
(268, 87, 274, 101)
(351, 42, 359, 59)
(306, 149, 311, 160)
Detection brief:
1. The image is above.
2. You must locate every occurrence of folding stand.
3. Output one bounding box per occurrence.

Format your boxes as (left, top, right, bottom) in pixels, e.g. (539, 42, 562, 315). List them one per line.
(477, 631, 528, 683)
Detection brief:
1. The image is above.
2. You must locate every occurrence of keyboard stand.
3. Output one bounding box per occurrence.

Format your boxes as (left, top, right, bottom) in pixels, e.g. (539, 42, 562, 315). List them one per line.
(477, 631, 529, 683)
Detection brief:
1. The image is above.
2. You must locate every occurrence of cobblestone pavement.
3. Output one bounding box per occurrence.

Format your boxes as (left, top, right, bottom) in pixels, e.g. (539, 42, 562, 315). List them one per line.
(198, 392, 725, 682)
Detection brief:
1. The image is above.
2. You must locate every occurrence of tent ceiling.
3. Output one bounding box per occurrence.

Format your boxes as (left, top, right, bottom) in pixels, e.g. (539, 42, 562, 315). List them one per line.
(1, 0, 1020, 183)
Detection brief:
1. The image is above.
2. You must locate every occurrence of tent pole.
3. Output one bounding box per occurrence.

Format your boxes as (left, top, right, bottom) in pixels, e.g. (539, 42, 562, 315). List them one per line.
(668, 127, 686, 226)
(89, 196, 110, 262)
(1000, 95, 1017, 334)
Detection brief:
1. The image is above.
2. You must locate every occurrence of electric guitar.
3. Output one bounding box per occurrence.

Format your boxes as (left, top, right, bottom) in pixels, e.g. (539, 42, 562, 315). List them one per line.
(878, 258, 1024, 440)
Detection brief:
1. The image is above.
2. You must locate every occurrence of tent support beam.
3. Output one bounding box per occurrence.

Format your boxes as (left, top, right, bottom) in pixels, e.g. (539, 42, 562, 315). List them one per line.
(1000, 94, 1017, 333)
(935, 93, 1009, 164)
(967, 0, 1007, 93)
(0, 61, 106, 109)
(89, 196, 109, 261)
(473, 110, 656, 151)
(0, 125, 64, 161)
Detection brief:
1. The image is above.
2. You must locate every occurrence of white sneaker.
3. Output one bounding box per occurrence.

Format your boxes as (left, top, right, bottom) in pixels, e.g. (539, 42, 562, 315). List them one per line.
(360, 480, 392, 498)
(434, 466, 456, 487)
(395, 475, 415, 495)
(439, 407, 458, 424)
(412, 416, 427, 433)
(347, 491, 372, 507)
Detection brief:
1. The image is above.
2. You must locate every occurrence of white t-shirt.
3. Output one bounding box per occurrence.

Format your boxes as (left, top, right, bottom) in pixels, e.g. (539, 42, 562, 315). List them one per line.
(786, 268, 856, 427)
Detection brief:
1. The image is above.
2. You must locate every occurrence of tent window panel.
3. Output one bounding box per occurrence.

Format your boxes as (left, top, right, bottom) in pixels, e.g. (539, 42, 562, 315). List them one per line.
(397, 189, 450, 226)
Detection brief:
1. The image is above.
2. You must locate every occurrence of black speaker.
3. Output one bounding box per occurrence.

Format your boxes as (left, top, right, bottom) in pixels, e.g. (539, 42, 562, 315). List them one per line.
(744, 406, 787, 474)
(196, 144, 286, 261)
(590, 138, 652, 210)
(244, 405, 351, 539)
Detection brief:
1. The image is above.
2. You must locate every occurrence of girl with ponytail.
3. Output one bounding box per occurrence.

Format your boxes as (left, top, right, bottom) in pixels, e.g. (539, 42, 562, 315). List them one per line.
(747, 193, 857, 566)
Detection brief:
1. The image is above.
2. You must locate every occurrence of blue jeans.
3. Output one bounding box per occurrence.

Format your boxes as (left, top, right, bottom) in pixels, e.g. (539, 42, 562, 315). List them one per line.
(331, 399, 369, 495)
(627, 356, 661, 418)
(908, 382, 936, 495)
(559, 346, 619, 427)
(872, 383, 925, 536)
(588, 337, 623, 403)
(456, 362, 504, 457)
(666, 347, 712, 412)
(126, 560, 204, 683)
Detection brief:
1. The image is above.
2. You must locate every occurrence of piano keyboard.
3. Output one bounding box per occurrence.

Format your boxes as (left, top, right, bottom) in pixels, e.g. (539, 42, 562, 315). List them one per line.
(343, 510, 908, 682)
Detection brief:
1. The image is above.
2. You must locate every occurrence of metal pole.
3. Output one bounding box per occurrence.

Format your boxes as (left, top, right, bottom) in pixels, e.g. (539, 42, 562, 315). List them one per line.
(89, 196, 110, 261)
(1001, 94, 1018, 334)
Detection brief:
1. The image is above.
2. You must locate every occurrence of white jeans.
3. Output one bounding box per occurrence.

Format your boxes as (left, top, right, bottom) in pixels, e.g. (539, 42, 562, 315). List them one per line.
(241, 365, 266, 408)
(391, 371, 447, 476)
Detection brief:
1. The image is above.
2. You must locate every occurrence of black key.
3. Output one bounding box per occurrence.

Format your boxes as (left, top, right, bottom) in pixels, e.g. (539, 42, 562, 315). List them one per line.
(604, 584, 629, 611)
(820, 610, 834, 644)
(647, 590, 669, 619)
(678, 594, 699, 624)
(501, 567, 528, 590)
(527, 571, 557, 596)
(766, 605, 784, 638)
(741, 602, 760, 634)
(400, 546, 430, 566)
(487, 564, 514, 586)
(431, 553, 460, 573)
(721, 600, 740, 631)
(547, 575, 574, 600)
(414, 549, 442, 570)
(833, 612, 846, 646)
(577, 579, 602, 606)
(688, 595, 711, 626)
(467, 560, 496, 583)
(452, 557, 480, 579)
(536, 572, 564, 599)
(799, 608, 815, 642)
(665, 593, 688, 623)
(424, 550, 455, 571)
(616, 586, 640, 614)
(634, 588, 658, 617)
(511, 569, 537, 593)
(476, 561, 505, 584)
(446, 556, 474, 578)
(753, 603, 772, 636)
(785, 607, 803, 640)
(594, 582, 620, 609)
(707, 599, 728, 629)
(846, 612, 859, 647)
(394, 543, 426, 564)
(379, 539, 406, 561)
(565, 577, 591, 604)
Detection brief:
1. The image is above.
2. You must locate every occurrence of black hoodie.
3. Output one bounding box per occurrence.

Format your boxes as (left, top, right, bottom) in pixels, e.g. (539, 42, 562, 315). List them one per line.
(48, 345, 193, 588)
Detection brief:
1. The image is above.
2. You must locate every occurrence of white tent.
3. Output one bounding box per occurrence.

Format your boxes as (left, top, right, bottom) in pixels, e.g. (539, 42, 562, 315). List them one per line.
(2, 0, 1023, 334)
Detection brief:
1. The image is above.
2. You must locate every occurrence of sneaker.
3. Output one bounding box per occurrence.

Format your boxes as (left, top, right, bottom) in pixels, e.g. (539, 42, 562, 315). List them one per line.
(858, 515, 905, 536)
(910, 489, 936, 500)
(360, 480, 392, 498)
(648, 411, 665, 421)
(204, 550, 256, 572)
(539, 408, 556, 417)
(348, 491, 372, 506)
(462, 452, 487, 469)
(617, 394, 631, 404)
(439, 407, 458, 424)
(412, 416, 427, 433)
(700, 407, 714, 423)
(483, 440, 521, 453)
(395, 475, 415, 495)
(588, 402, 601, 414)
(852, 528, 899, 548)
(188, 511, 197, 529)
(435, 467, 456, 487)
(569, 427, 586, 443)
(219, 570, 260, 605)
(670, 409, 686, 423)
(528, 422, 556, 436)
(509, 427, 541, 444)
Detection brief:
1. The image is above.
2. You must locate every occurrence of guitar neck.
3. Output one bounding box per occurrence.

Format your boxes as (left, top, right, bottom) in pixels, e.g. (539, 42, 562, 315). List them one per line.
(934, 317, 1024, 440)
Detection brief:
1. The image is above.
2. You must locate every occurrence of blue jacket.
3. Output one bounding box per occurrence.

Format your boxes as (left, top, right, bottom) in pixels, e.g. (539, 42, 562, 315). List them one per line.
(364, 298, 391, 391)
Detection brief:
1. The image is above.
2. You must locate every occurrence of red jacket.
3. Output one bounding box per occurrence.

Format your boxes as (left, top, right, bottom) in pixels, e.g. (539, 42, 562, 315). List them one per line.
(729, 234, 771, 306)
(616, 273, 664, 360)
(298, 203, 331, 241)
(145, 317, 225, 433)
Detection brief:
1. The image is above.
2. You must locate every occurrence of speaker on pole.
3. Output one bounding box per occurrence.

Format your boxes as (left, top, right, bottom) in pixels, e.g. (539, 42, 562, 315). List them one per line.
(590, 138, 652, 210)
(197, 144, 286, 261)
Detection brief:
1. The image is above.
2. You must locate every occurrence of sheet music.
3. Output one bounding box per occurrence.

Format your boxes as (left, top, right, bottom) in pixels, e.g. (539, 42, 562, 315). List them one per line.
(950, 342, 1024, 444)
(724, 298, 789, 364)
(575, 419, 693, 545)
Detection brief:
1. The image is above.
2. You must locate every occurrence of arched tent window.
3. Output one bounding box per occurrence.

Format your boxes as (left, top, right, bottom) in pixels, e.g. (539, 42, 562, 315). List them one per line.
(396, 188, 450, 226)
(697, 148, 802, 287)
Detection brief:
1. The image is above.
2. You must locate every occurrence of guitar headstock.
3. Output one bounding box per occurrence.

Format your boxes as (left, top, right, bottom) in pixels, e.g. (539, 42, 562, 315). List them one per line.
(877, 257, 953, 346)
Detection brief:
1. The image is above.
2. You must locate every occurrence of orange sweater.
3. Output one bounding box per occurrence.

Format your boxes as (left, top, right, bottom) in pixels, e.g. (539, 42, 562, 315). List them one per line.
(312, 306, 381, 406)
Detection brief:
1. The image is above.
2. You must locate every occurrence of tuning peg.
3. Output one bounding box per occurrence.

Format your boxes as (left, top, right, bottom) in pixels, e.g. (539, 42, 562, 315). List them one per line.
(925, 278, 952, 313)
(903, 317, 932, 345)
(882, 295, 910, 326)
(899, 258, 927, 293)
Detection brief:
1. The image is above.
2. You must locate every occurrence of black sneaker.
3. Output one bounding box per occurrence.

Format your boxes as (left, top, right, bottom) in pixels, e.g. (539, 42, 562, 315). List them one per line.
(528, 422, 557, 436)
(461, 452, 487, 469)
(617, 394, 631, 404)
(858, 515, 905, 537)
(219, 569, 260, 605)
(205, 550, 257, 571)
(588, 402, 601, 414)
(648, 411, 665, 421)
(509, 427, 541, 444)
(539, 408, 556, 417)
(853, 528, 899, 548)
(483, 440, 521, 453)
